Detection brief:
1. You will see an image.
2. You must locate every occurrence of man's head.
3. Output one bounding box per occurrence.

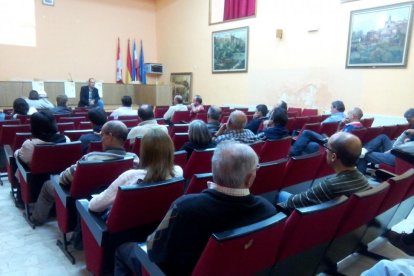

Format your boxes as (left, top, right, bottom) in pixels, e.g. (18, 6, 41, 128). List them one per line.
(255, 104, 268, 118)
(275, 100, 287, 111)
(138, 104, 154, 121)
(212, 141, 259, 189)
(271, 107, 288, 127)
(193, 95, 202, 106)
(404, 108, 414, 126)
(345, 107, 363, 123)
(88, 108, 107, 127)
(100, 121, 128, 150)
(325, 132, 362, 170)
(88, 78, 96, 88)
(56, 95, 68, 107)
(29, 90, 40, 100)
(121, 96, 132, 107)
(207, 105, 222, 122)
(227, 110, 247, 130)
(331, 100, 345, 114)
(173, 95, 183, 105)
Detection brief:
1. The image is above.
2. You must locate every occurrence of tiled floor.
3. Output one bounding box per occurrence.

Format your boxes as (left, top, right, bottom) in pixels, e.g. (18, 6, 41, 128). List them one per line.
(0, 176, 413, 276)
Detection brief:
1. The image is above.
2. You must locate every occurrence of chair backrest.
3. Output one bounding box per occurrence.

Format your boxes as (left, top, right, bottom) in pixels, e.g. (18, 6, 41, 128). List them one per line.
(30, 142, 83, 174)
(174, 150, 188, 169)
(59, 116, 87, 128)
(16, 114, 31, 124)
(251, 159, 288, 195)
(169, 123, 189, 137)
(395, 124, 410, 139)
(106, 177, 185, 233)
(307, 115, 323, 124)
(285, 117, 296, 133)
(57, 122, 75, 133)
(130, 137, 142, 156)
(314, 151, 335, 179)
(350, 127, 368, 144)
(192, 213, 287, 276)
(320, 122, 340, 137)
(259, 136, 291, 163)
(183, 148, 215, 179)
(120, 119, 139, 128)
(118, 115, 139, 121)
(383, 125, 399, 140)
(63, 129, 93, 141)
(0, 119, 20, 127)
(302, 108, 318, 116)
(0, 124, 31, 146)
(249, 141, 264, 157)
(363, 126, 384, 144)
(12, 132, 32, 151)
(292, 116, 309, 132)
(193, 112, 208, 123)
(154, 105, 169, 118)
(78, 121, 93, 130)
(171, 111, 190, 124)
(361, 117, 375, 128)
(297, 123, 321, 137)
(287, 107, 302, 117)
(70, 157, 134, 198)
(87, 141, 103, 153)
(172, 132, 189, 151)
(185, 172, 213, 194)
(280, 152, 323, 189)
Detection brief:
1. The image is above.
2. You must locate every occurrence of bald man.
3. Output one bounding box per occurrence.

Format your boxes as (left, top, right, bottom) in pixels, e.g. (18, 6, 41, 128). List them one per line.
(279, 132, 370, 211)
(214, 110, 260, 144)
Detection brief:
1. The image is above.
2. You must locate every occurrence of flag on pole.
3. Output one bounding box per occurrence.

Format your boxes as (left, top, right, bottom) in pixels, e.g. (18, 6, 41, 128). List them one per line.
(139, 40, 146, 85)
(126, 39, 132, 83)
(132, 40, 138, 81)
(116, 38, 123, 84)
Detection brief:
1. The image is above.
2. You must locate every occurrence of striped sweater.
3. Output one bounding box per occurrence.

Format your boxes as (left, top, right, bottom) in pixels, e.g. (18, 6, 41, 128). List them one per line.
(282, 169, 370, 211)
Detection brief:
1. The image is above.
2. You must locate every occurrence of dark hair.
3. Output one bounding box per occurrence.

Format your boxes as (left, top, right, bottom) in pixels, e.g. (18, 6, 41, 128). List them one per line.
(28, 90, 40, 100)
(30, 110, 59, 141)
(56, 95, 68, 107)
(121, 96, 132, 107)
(271, 107, 288, 127)
(256, 104, 268, 117)
(138, 104, 154, 121)
(13, 98, 29, 115)
(194, 95, 202, 104)
(88, 108, 107, 126)
(404, 108, 414, 119)
(332, 100, 345, 112)
(207, 106, 222, 121)
(279, 100, 288, 111)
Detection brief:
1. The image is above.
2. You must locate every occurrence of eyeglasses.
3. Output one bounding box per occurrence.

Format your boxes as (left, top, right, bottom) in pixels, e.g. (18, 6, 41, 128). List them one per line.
(322, 143, 336, 154)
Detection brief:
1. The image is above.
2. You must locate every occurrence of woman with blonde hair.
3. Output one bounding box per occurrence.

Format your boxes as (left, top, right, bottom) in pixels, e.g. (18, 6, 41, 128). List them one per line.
(89, 128, 183, 212)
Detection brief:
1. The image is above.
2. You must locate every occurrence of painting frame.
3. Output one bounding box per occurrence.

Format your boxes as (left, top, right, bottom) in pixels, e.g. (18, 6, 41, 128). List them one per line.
(212, 26, 249, 73)
(170, 72, 193, 104)
(346, 2, 414, 68)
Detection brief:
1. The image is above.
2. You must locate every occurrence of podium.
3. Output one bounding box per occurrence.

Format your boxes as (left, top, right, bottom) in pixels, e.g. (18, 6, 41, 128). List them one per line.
(133, 84, 171, 106)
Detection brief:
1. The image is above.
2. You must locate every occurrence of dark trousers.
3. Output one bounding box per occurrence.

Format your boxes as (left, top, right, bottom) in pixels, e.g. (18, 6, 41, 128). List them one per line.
(114, 242, 142, 276)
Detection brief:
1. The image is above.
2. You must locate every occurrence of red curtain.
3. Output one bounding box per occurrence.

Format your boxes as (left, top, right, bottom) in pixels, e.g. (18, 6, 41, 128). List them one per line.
(223, 0, 256, 21)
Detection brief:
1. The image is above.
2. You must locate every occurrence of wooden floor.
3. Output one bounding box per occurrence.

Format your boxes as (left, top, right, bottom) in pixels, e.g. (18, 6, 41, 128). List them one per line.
(0, 176, 413, 276)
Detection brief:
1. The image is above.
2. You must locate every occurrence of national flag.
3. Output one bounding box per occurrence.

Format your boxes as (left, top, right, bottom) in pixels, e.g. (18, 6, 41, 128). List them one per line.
(126, 39, 132, 83)
(139, 40, 146, 85)
(132, 40, 138, 81)
(116, 38, 123, 84)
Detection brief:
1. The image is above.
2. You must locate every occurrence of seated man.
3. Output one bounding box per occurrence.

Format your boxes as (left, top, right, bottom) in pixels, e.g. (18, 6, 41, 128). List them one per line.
(357, 108, 414, 173)
(30, 120, 139, 226)
(206, 105, 222, 134)
(188, 95, 205, 116)
(214, 110, 259, 144)
(25, 90, 55, 110)
(114, 141, 277, 275)
(79, 108, 107, 153)
(50, 94, 72, 115)
(256, 107, 289, 140)
(245, 104, 268, 134)
(78, 77, 104, 108)
(322, 100, 346, 124)
(127, 104, 168, 145)
(110, 95, 137, 119)
(163, 95, 188, 123)
(290, 107, 364, 156)
(278, 132, 370, 211)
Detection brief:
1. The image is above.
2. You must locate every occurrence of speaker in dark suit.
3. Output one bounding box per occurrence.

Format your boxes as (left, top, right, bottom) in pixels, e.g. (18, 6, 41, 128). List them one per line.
(78, 78, 100, 107)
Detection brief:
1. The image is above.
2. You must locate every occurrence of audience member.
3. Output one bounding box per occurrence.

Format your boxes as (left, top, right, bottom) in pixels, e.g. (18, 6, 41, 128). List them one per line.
(163, 95, 188, 123)
(110, 96, 137, 119)
(114, 141, 277, 275)
(25, 90, 54, 109)
(245, 104, 268, 134)
(181, 120, 216, 159)
(357, 108, 414, 173)
(214, 110, 259, 144)
(79, 108, 107, 154)
(290, 107, 364, 156)
(89, 128, 183, 212)
(30, 121, 139, 226)
(278, 132, 370, 211)
(206, 105, 222, 134)
(256, 107, 289, 140)
(12, 97, 36, 118)
(385, 230, 414, 256)
(361, 259, 414, 275)
(78, 78, 104, 108)
(322, 100, 346, 124)
(127, 104, 168, 144)
(188, 95, 205, 115)
(50, 94, 72, 115)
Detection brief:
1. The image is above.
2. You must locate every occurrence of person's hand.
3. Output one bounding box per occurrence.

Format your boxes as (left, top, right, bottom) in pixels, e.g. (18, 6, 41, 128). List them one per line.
(215, 123, 227, 137)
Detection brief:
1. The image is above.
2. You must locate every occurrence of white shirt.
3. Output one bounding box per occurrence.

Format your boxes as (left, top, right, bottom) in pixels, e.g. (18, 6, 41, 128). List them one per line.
(163, 104, 188, 121)
(127, 119, 169, 144)
(110, 106, 137, 119)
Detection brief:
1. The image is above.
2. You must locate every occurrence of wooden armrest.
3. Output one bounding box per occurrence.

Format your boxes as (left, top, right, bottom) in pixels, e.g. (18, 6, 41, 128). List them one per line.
(75, 199, 108, 246)
(135, 243, 166, 276)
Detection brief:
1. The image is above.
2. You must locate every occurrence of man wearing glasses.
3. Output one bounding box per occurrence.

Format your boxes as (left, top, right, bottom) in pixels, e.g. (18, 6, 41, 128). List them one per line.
(278, 132, 370, 211)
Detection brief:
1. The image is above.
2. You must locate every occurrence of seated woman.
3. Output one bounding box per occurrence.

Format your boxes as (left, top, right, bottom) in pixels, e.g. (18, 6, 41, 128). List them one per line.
(88, 128, 183, 212)
(15, 110, 70, 166)
(256, 107, 289, 140)
(12, 98, 37, 119)
(181, 120, 216, 159)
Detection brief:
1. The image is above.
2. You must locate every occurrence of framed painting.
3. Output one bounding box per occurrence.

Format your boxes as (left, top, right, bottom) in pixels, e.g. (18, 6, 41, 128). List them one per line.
(212, 27, 249, 73)
(170, 72, 192, 104)
(346, 2, 414, 68)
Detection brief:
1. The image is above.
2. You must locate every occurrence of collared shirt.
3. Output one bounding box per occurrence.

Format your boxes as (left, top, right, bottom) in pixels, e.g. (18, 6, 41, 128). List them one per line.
(110, 106, 137, 119)
(207, 181, 250, 197)
(127, 119, 169, 143)
(215, 129, 259, 144)
(163, 104, 188, 121)
(322, 112, 346, 124)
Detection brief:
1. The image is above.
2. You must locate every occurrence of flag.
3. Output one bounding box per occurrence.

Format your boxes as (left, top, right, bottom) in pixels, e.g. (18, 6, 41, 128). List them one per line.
(116, 38, 123, 84)
(132, 40, 138, 81)
(126, 39, 132, 83)
(139, 40, 146, 85)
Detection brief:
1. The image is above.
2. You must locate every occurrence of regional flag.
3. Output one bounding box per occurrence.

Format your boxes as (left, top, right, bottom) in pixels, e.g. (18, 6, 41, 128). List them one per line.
(126, 39, 132, 83)
(116, 38, 123, 84)
(132, 40, 138, 81)
(139, 40, 146, 85)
